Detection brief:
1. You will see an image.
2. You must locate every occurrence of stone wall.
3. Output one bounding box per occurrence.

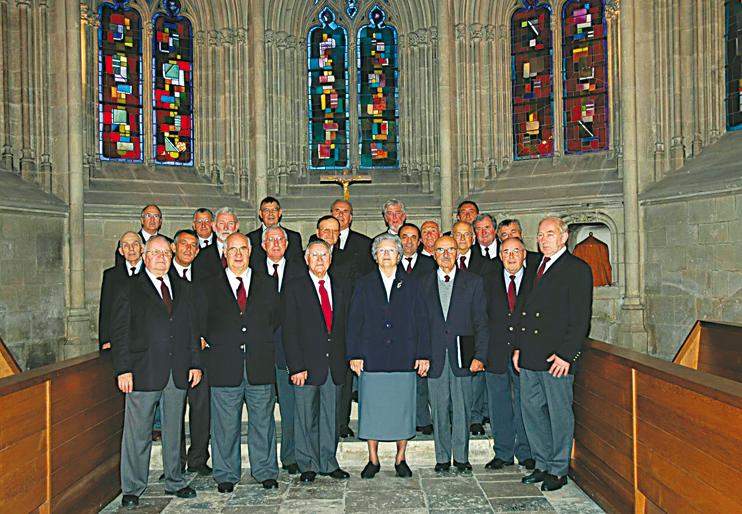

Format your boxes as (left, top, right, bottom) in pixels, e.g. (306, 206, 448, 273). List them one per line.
(644, 193, 742, 360)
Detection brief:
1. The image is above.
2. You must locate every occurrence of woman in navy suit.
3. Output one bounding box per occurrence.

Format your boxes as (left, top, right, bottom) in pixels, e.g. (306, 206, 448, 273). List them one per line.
(347, 234, 431, 479)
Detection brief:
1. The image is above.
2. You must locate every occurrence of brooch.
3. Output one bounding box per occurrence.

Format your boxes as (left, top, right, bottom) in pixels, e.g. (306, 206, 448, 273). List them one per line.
(396, 280, 403, 289)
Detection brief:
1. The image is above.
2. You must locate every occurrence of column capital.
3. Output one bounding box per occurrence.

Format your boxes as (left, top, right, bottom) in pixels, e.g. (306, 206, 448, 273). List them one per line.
(208, 30, 219, 47)
(236, 27, 248, 45)
(485, 24, 496, 41)
(429, 27, 438, 43)
(220, 28, 235, 46)
(455, 23, 467, 40)
(265, 29, 274, 45)
(195, 30, 205, 46)
(469, 23, 483, 41)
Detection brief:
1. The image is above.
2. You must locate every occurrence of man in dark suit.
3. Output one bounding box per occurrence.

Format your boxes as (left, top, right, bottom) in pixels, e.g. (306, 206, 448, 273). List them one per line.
(514, 217, 593, 492)
(474, 214, 498, 260)
(420, 221, 440, 257)
(456, 201, 479, 225)
(397, 223, 436, 435)
(423, 235, 489, 472)
(99, 231, 143, 350)
(247, 197, 303, 266)
(115, 204, 172, 267)
(192, 206, 240, 278)
(196, 233, 282, 492)
(375, 198, 407, 238)
(331, 199, 375, 276)
(259, 225, 305, 475)
(110, 236, 202, 507)
(282, 240, 352, 483)
(482, 237, 536, 471)
(497, 218, 542, 269)
(192, 208, 215, 248)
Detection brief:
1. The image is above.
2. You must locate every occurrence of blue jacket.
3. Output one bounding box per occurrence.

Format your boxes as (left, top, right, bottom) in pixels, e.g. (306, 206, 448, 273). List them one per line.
(347, 269, 431, 372)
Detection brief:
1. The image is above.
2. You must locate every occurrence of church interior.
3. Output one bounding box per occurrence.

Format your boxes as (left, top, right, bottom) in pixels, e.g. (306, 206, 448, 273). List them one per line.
(0, 0, 741, 512)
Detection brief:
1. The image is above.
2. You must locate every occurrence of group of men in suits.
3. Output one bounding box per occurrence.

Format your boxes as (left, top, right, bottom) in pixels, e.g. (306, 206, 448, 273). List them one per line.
(100, 196, 592, 506)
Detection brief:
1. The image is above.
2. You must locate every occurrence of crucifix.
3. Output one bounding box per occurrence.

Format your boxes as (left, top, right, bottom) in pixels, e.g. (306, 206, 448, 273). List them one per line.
(320, 168, 372, 201)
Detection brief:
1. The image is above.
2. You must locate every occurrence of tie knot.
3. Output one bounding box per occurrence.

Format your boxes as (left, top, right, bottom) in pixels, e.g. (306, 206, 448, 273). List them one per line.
(510, 274, 516, 281)
(236, 276, 243, 285)
(543, 256, 551, 264)
(273, 263, 279, 271)
(130, 267, 135, 275)
(158, 276, 165, 283)
(444, 275, 450, 283)
(406, 257, 412, 262)
(319, 279, 325, 286)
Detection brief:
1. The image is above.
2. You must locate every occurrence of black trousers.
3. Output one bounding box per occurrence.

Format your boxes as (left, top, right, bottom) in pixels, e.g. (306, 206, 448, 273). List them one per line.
(180, 368, 211, 468)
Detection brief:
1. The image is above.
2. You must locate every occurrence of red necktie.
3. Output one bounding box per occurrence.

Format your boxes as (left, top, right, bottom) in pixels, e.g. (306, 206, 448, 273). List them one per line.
(459, 256, 467, 270)
(508, 274, 516, 312)
(536, 257, 551, 283)
(318, 279, 333, 333)
(158, 277, 172, 314)
(235, 277, 247, 313)
(444, 275, 450, 283)
(182, 268, 188, 280)
(221, 252, 227, 269)
(272, 263, 279, 278)
(405, 257, 413, 274)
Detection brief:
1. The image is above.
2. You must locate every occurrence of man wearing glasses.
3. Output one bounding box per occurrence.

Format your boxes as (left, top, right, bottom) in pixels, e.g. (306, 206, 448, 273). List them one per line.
(196, 232, 282, 492)
(248, 197, 303, 266)
(192, 208, 215, 248)
(115, 204, 172, 267)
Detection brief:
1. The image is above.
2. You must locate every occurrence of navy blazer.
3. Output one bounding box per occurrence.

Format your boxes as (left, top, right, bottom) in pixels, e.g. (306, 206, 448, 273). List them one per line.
(347, 269, 431, 372)
(191, 240, 224, 279)
(515, 251, 592, 373)
(98, 264, 136, 349)
(281, 272, 352, 386)
(397, 253, 437, 279)
(110, 272, 200, 391)
(263, 257, 306, 370)
(344, 229, 375, 276)
(423, 269, 490, 379)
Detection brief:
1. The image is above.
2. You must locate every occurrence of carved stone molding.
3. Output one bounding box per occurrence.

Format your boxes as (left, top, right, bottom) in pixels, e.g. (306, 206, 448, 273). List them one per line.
(220, 28, 235, 46)
(417, 28, 428, 46)
(455, 23, 466, 40)
(195, 30, 205, 46)
(208, 30, 219, 47)
(236, 27, 248, 45)
(429, 27, 437, 44)
(499, 25, 506, 41)
(265, 29, 274, 45)
(606, 0, 620, 19)
(276, 31, 291, 49)
(409, 31, 418, 48)
(469, 23, 483, 41)
(485, 24, 496, 41)
(398, 34, 406, 50)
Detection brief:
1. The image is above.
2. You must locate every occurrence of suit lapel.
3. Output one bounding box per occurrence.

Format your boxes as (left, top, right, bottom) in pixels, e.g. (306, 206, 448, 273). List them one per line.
(526, 251, 568, 304)
(428, 272, 447, 322)
(218, 270, 243, 315)
(138, 273, 169, 313)
(170, 274, 182, 312)
(306, 273, 328, 333)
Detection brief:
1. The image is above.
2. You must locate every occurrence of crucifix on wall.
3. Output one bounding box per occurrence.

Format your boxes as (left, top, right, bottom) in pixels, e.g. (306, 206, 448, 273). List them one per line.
(320, 168, 372, 201)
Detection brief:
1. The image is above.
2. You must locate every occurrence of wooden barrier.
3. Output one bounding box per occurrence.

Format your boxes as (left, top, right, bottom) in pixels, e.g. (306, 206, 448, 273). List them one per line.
(572, 338, 742, 514)
(0, 351, 124, 513)
(0, 335, 22, 379)
(673, 320, 742, 383)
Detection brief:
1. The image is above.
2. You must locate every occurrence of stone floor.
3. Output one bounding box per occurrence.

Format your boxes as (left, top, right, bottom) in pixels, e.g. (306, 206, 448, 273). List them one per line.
(101, 463, 605, 513)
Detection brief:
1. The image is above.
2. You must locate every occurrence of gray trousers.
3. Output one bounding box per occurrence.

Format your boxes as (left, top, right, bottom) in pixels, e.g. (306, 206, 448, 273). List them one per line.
(416, 375, 432, 427)
(428, 354, 473, 464)
(520, 368, 574, 477)
(121, 373, 187, 496)
(293, 369, 341, 473)
(470, 371, 489, 423)
(276, 366, 296, 466)
(485, 362, 531, 462)
(211, 368, 278, 484)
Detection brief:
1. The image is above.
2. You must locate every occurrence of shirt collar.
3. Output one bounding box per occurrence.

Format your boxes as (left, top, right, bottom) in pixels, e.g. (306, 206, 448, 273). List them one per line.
(504, 265, 524, 282)
(339, 227, 350, 247)
(437, 266, 457, 282)
(127, 259, 143, 275)
(172, 260, 191, 278)
(267, 256, 286, 274)
(403, 253, 418, 268)
(145, 267, 170, 290)
(309, 270, 330, 288)
(226, 266, 251, 282)
(199, 234, 213, 247)
(481, 242, 497, 256)
(543, 246, 567, 266)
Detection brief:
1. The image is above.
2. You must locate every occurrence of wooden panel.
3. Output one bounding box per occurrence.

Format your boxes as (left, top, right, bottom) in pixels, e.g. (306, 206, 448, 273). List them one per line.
(51, 452, 121, 514)
(0, 430, 46, 483)
(673, 321, 701, 369)
(573, 439, 634, 509)
(575, 422, 633, 484)
(696, 363, 742, 384)
(698, 345, 742, 371)
(570, 457, 632, 514)
(644, 497, 665, 514)
(699, 323, 742, 352)
(574, 383, 633, 437)
(574, 402, 633, 456)
(0, 336, 22, 379)
(0, 475, 47, 514)
(0, 384, 46, 450)
(50, 363, 119, 425)
(51, 429, 123, 497)
(575, 368, 633, 412)
(51, 394, 124, 449)
(579, 351, 633, 386)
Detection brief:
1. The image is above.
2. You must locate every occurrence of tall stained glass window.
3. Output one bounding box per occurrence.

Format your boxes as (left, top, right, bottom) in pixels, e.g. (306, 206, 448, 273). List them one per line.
(98, 0, 143, 162)
(726, 0, 742, 130)
(563, 0, 608, 153)
(152, 0, 194, 165)
(357, 6, 399, 168)
(308, 7, 349, 169)
(511, 0, 554, 159)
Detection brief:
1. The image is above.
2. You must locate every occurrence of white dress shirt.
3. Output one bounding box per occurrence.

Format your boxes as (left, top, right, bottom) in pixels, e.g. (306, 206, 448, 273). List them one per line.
(403, 252, 418, 272)
(436, 266, 457, 283)
(380, 269, 396, 301)
(172, 261, 192, 282)
(480, 242, 497, 259)
(216, 239, 225, 259)
(145, 268, 172, 298)
(503, 266, 525, 295)
(226, 267, 252, 301)
(309, 271, 333, 309)
(421, 249, 433, 257)
(127, 259, 143, 276)
(339, 227, 350, 250)
(459, 249, 472, 269)
(199, 234, 214, 248)
(540, 246, 567, 274)
(141, 229, 156, 242)
(267, 257, 286, 292)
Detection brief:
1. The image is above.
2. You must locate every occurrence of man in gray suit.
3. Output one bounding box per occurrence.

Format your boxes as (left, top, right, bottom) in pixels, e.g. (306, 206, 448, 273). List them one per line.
(423, 236, 490, 472)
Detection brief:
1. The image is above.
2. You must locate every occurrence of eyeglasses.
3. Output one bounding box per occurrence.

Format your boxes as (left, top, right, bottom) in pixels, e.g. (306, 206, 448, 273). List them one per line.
(142, 213, 161, 220)
(227, 246, 250, 255)
(266, 236, 285, 243)
(319, 229, 339, 235)
(309, 251, 328, 258)
(146, 249, 172, 258)
(193, 219, 212, 225)
(376, 248, 397, 255)
(434, 247, 457, 254)
(500, 249, 523, 257)
(452, 232, 472, 239)
(261, 207, 280, 214)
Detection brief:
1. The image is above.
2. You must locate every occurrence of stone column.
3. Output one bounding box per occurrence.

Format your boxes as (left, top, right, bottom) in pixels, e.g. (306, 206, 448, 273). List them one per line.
(618, 0, 648, 353)
(17, 0, 37, 181)
(209, 30, 221, 184)
(410, 31, 422, 183)
(398, 34, 409, 178)
(276, 32, 289, 194)
(429, 28, 441, 192)
(669, 1, 684, 169)
(484, 24, 496, 179)
(236, 27, 250, 198)
(0, 0, 13, 169)
(550, 16, 563, 162)
(437, 0, 455, 225)
(421, 31, 432, 192)
(38, 0, 53, 190)
(194, 30, 207, 179)
(498, 25, 510, 173)
(65, 0, 90, 356)
(454, 23, 468, 195)
(252, 0, 268, 203)
(469, 23, 484, 189)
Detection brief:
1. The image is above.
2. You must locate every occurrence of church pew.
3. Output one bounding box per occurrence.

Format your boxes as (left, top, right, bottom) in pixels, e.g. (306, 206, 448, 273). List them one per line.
(572, 338, 742, 514)
(0, 351, 124, 513)
(673, 320, 742, 383)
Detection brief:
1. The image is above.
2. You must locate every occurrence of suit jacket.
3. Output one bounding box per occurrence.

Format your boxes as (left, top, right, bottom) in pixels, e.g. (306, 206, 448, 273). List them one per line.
(516, 251, 593, 373)
(423, 270, 490, 379)
(397, 253, 437, 279)
(329, 246, 360, 285)
(347, 269, 431, 372)
(168, 265, 211, 368)
(281, 272, 352, 386)
(110, 272, 200, 391)
(247, 227, 303, 268)
(114, 229, 172, 267)
(483, 260, 536, 375)
(464, 248, 495, 277)
(98, 264, 134, 349)
(343, 229, 375, 276)
(262, 257, 306, 370)
(196, 270, 281, 387)
(191, 240, 224, 279)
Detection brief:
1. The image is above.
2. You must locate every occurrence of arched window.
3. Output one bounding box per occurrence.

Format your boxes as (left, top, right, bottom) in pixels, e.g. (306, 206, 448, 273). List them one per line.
(308, 7, 350, 169)
(98, 0, 143, 162)
(357, 5, 399, 168)
(511, 0, 554, 160)
(726, 0, 742, 130)
(562, 0, 608, 153)
(152, 0, 194, 165)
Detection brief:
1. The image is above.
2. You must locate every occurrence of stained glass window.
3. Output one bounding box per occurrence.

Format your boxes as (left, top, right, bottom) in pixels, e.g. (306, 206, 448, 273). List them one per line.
(308, 7, 349, 169)
(511, 0, 554, 159)
(726, 0, 742, 130)
(152, 0, 194, 165)
(357, 6, 399, 168)
(98, 0, 143, 162)
(563, 0, 608, 153)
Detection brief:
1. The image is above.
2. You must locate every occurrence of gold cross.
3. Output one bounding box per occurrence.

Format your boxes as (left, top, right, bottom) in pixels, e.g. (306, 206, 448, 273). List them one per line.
(320, 168, 372, 201)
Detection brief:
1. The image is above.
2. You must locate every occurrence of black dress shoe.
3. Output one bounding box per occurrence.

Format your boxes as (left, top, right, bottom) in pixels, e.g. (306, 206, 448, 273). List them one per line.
(121, 495, 139, 507)
(485, 457, 515, 470)
(339, 425, 355, 438)
(454, 460, 472, 471)
(300, 471, 316, 482)
(361, 461, 381, 479)
(434, 462, 451, 472)
(521, 458, 536, 470)
(522, 469, 549, 483)
(165, 486, 197, 498)
(282, 463, 300, 474)
(262, 479, 279, 489)
(483, 417, 490, 425)
(187, 463, 212, 475)
(351, 390, 359, 402)
(419, 424, 433, 435)
(395, 461, 413, 478)
(542, 474, 568, 491)
(320, 468, 350, 479)
(217, 482, 234, 493)
(470, 423, 485, 436)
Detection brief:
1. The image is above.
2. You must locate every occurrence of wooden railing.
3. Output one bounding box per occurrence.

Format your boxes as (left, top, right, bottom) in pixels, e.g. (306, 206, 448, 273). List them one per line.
(673, 320, 742, 382)
(0, 335, 22, 379)
(571, 337, 742, 514)
(0, 351, 124, 513)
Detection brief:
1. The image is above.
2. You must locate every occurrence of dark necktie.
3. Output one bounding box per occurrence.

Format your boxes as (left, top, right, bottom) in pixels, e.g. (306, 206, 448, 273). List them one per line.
(536, 257, 551, 283)
(444, 275, 450, 283)
(235, 277, 247, 313)
(459, 256, 467, 270)
(508, 274, 516, 312)
(318, 279, 333, 333)
(158, 277, 172, 314)
(405, 257, 413, 274)
(272, 263, 279, 278)
(221, 252, 227, 269)
(182, 268, 188, 280)
(485, 247, 490, 259)
(130, 267, 136, 276)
